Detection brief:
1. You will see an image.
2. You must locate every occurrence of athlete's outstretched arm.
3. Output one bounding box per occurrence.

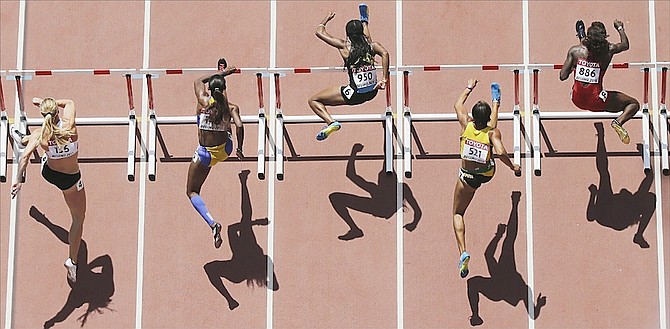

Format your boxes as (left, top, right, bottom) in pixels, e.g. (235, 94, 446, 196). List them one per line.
(454, 79, 477, 131)
(315, 12, 346, 49)
(491, 129, 521, 175)
(373, 42, 390, 89)
(610, 20, 629, 54)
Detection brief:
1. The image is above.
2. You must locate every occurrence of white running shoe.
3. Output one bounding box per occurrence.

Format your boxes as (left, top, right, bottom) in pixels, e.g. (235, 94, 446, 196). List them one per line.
(64, 258, 77, 283)
(9, 124, 27, 150)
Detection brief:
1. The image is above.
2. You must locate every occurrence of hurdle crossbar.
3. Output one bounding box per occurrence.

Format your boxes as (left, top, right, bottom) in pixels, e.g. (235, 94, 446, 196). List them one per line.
(4, 68, 138, 77)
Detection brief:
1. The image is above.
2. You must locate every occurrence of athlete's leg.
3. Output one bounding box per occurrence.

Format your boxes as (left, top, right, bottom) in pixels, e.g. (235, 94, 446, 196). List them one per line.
(307, 85, 347, 124)
(187, 156, 223, 248)
(62, 182, 86, 282)
(453, 178, 477, 255)
(605, 90, 639, 125)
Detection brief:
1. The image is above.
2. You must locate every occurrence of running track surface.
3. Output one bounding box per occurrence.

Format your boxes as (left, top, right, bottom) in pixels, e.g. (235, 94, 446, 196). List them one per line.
(1, 1, 668, 329)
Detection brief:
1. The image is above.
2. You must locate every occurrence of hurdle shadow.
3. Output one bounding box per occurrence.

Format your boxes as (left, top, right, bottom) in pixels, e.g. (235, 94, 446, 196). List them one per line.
(586, 122, 656, 248)
(329, 143, 422, 241)
(203, 170, 279, 310)
(467, 191, 546, 326)
(28, 206, 115, 329)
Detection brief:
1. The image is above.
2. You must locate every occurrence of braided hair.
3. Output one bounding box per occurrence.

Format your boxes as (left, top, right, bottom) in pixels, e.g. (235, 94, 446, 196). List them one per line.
(207, 75, 230, 125)
(344, 20, 373, 67)
(583, 21, 609, 59)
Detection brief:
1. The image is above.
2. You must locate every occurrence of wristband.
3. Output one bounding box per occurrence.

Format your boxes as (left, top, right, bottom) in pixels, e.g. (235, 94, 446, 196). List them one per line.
(617, 26, 624, 31)
(466, 86, 474, 91)
(318, 24, 326, 28)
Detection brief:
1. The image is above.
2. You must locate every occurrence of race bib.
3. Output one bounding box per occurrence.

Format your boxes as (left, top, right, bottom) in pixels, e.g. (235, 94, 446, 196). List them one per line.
(461, 138, 489, 164)
(198, 113, 226, 131)
(47, 141, 78, 159)
(342, 85, 355, 100)
(575, 59, 601, 84)
(352, 65, 377, 92)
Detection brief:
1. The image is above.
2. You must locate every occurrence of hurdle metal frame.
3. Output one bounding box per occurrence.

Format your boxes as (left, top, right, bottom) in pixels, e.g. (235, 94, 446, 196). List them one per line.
(0, 73, 7, 182)
(530, 64, 653, 176)
(398, 66, 523, 179)
(660, 67, 668, 176)
(1, 69, 139, 181)
(141, 70, 268, 181)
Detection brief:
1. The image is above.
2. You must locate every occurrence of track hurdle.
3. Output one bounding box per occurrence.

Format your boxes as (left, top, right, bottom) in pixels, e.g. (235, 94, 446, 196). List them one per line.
(273, 66, 394, 180)
(531, 63, 652, 176)
(141, 68, 267, 180)
(399, 64, 523, 179)
(0, 74, 7, 182)
(660, 67, 668, 176)
(4, 69, 139, 181)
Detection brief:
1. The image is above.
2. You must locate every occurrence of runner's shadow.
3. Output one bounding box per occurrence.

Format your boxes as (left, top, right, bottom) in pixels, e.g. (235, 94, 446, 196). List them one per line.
(586, 122, 656, 248)
(329, 143, 422, 240)
(203, 170, 279, 310)
(29, 206, 115, 329)
(467, 191, 546, 326)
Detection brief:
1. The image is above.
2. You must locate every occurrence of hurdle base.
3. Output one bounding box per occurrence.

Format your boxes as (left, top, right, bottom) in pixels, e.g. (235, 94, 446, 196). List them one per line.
(128, 174, 135, 182)
(149, 174, 156, 181)
(534, 169, 541, 176)
(664, 169, 669, 176)
(277, 173, 284, 181)
(405, 171, 412, 179)
(0, 176, 5, 183)
(258, 173, 265, 180)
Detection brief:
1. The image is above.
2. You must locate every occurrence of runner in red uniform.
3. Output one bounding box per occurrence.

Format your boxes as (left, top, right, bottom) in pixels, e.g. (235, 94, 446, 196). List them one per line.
(560, 20, 639, 144)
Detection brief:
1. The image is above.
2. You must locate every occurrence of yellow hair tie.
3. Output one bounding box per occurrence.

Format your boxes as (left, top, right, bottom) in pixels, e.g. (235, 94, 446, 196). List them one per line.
(208, 97, 216, 105)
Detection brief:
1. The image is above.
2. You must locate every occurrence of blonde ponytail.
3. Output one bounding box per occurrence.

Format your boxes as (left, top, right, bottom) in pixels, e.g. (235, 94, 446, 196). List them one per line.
(39, 97, 72, 148)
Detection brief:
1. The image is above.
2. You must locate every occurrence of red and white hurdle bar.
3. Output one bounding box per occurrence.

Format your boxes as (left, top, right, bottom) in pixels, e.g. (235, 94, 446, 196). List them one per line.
(400, 68, 523, 179)
(0, 69, 138, 182)
(530, 64, 656, 176)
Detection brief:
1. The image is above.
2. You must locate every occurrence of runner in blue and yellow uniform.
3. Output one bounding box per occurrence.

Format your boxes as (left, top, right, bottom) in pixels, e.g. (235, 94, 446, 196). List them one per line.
(187, 73, 244, 249)
(452, 79, 520, 278)
(308, 8, 390, 141)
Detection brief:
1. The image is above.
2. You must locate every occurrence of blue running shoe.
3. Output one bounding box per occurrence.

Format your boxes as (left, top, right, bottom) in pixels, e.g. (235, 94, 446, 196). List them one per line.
(459, 251, 470, 278)
(576, 20, 586, 40)
(316, 121, 341, 141)
(491, 83, 501, 103)
(359, 3, 369, 23)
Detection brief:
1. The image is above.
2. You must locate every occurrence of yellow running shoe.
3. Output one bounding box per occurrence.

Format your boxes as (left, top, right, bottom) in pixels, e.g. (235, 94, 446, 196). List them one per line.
(316, 122, 341, 141)
(611, 121, 630, 144)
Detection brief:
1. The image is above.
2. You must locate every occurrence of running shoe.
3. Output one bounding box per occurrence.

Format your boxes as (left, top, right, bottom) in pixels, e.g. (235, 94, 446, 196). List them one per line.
(491, 82, 501, 103)
(9, 124, 27, 150)
(212, 222, 223, 249)
(316, 121, 341, 141)
(458, 251, 470, 278)
(64, 258, 77, 283)
(359, 3, 369, 23)
(611, 120, 630, 144)
(576, 20, 586, 40)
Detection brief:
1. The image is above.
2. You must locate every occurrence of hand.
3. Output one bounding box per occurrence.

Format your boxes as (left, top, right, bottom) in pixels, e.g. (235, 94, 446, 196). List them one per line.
(323, 12, 336, 24)
(467, 79, 478, 89)
(236, 148, 244, 160)
(10, 182, 22, 198)
(613, 20, 624, 31)
(374, 79, 387, 90)
(32, 97, 42, 106)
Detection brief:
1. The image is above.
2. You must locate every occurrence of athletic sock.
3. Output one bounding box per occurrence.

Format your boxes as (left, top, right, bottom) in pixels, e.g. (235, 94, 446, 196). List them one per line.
(189, 195, 216, 227)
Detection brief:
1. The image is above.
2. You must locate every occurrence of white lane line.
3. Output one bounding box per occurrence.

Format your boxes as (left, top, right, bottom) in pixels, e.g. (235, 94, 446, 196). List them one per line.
(135, 1, 151, 328)
(267, 1, 277, 329)
(648, 1, 667, 327)
(522, 1, 536, 328)
(5, 1, 26, 328)
(395, 2, 404, 329)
